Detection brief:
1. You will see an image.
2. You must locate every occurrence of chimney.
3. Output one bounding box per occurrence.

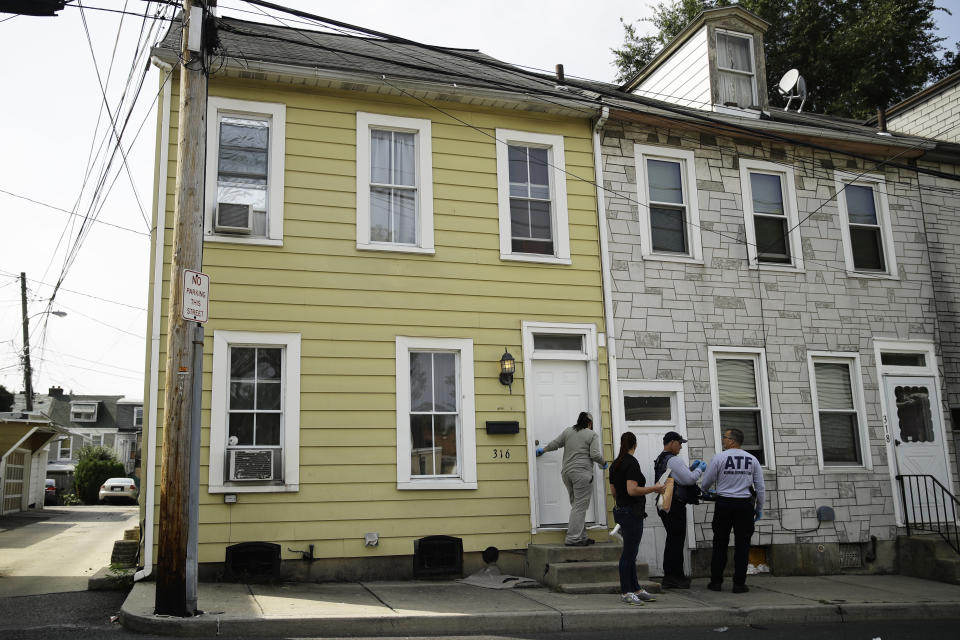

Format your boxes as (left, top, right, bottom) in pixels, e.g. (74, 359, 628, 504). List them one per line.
(555, 63, 565, 85)
(876, 107, 887, 133)
(48, 386, 64, 398)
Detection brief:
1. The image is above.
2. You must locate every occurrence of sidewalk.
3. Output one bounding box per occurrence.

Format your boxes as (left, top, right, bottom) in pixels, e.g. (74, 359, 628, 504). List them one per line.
(121, 574, 960, 637)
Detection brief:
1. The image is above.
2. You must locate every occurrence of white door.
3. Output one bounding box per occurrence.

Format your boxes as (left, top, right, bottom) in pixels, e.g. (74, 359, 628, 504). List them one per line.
(629, 428, 668, 576)
(2, 451, 26, 515)
(884, 376, 953, 522)
(531, 359, 598, 526)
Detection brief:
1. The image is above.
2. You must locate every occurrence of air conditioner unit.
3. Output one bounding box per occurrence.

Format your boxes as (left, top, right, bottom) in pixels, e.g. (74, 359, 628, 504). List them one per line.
(228, 449, 275, 481)
(214, 202, 253, 234)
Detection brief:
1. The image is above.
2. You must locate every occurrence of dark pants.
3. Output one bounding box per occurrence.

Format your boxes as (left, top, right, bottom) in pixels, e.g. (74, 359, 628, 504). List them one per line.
(711, 497, 755, 586)
(613, 506, 643, 594)
(658, 502, 687, 579)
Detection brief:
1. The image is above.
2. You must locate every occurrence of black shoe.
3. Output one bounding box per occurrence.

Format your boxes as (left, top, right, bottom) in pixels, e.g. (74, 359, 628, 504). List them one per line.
(707, 582, 722, 592)
(732, 584, 749, 593)
(564, 539, 593, 547)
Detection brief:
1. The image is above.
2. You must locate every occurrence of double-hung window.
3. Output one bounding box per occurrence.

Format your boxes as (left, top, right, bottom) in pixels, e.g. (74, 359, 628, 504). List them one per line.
(58, 437, 72, 460)
(716, 30, 757, 109)
(496, 130, 570, 264)
(396, 337, 476, 489)
(209, 331, 301, 493)
(739, 159, 803, 269)
(635, 145, 702, 262)
(133, 406, 143, 428)
(205, 97, 286, 245)
(709, 347, 774, 467)
(356, 112, 434, 253)
(808, 353, 870, 469)
(836, 172, 897, 277)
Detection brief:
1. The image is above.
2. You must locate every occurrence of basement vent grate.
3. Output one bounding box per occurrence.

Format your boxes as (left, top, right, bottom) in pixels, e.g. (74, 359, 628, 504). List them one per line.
(839, 543, 862, 569)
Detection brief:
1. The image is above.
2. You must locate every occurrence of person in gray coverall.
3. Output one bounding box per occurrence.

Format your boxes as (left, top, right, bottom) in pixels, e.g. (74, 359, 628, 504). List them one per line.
(537, 411, 607, 546)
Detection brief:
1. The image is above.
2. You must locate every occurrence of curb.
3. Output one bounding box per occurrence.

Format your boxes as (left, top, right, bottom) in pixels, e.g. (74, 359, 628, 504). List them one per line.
(87, 566, 134, 591)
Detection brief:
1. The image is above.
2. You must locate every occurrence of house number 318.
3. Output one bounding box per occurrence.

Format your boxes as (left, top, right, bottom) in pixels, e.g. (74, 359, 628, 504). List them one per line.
(492, 448, 511, 459)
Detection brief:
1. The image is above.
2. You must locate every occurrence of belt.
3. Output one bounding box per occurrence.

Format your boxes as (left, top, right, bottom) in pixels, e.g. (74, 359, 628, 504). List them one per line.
(716, 496, 752, 503)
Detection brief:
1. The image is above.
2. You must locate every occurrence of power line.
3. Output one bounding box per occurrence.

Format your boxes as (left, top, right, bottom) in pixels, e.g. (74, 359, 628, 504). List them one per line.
(0, 268, 146, 310)
(0, 188, 150, 236)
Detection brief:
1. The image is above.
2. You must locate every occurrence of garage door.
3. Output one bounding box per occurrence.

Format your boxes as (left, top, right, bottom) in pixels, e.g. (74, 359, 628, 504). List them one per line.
(2, 450, 26, 515)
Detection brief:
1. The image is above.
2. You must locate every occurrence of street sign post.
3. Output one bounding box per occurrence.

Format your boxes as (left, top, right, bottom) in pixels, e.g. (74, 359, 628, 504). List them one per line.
(181, 269, 209, 323)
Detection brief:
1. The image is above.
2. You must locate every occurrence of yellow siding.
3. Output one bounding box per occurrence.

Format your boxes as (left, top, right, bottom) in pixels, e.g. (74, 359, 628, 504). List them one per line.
(149, 77, 610, 564)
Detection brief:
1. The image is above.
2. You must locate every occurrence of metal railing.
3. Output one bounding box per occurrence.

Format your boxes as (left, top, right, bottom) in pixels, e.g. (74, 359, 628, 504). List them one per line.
(896, 474, 960, 555)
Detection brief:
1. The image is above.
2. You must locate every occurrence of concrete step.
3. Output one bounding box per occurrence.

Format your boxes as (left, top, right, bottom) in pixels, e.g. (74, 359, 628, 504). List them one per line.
(546, 560, 650, 586)
(558, 580, 663, 595)
(528, 542, 623, 570)
(897, 535, 960, 585)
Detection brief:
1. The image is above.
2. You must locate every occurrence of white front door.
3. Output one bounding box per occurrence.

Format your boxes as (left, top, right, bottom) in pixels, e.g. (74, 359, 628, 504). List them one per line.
(531, 359, 598, 526)
(884, 376, 952, 522)
(629, 427, 669, 576)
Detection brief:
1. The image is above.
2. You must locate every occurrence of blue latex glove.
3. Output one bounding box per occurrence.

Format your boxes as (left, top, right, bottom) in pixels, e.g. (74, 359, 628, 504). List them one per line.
(536, 447, 544, 457)
(697, 460, 707, 472)
(688, 459, 700, 471)
(600, 461, 609, 470)
(754, 508, 763, 521)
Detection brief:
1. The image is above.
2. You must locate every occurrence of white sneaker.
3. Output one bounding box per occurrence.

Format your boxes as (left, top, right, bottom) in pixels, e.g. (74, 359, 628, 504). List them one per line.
(621, 592, 645, 605)
(634, 589, 656, 602)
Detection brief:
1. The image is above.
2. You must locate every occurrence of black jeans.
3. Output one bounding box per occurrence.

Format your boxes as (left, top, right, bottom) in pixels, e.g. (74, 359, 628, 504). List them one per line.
(613, 506, 643, 594)
(710, 497, 755, 586)
(658, 502, 686, 579)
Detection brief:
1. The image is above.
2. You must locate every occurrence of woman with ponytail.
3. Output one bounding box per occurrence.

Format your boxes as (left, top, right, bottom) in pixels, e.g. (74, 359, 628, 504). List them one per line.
(609, 431, 665, 605)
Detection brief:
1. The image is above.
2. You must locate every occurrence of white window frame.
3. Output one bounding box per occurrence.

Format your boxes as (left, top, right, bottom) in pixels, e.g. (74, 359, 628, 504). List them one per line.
(708, 346, 775, 469)
(495, 129, 571, 264)
(634, 145, 703, 263)
(356, 112, 434, 254)
(715, 28, 759, 110)
(739, 159, 804, 271)
(70, 402, 98, 423)
(58, 437, 72, 460)
(133, 406, 143, 428)
(619, 379, 685, 430)
(209, 330, 301, 493)
(807, 352, 872, 471)
(395, 336, 476, 490)
(204, 97, 286, 247)
(835, 171, 897, 279)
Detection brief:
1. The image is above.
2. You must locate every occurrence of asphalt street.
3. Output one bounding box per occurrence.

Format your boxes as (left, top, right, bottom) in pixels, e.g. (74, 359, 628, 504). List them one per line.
(0, 505, 138, 597)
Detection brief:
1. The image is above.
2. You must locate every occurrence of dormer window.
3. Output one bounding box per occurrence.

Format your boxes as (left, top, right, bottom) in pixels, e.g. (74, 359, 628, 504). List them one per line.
(716, 30, 757, 108)
(71, 402, 99, 423)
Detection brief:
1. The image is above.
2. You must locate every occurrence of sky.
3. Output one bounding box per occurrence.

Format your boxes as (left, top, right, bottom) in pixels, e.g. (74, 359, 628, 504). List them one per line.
(2, 0, 960, 402)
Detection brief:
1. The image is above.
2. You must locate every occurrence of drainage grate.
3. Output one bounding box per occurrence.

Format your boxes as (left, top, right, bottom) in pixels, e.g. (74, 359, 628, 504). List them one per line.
(839, 543, 862, 569)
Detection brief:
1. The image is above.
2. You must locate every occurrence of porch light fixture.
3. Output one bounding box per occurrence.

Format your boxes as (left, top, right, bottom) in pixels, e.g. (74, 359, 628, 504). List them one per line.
(499, 348, 515, 392)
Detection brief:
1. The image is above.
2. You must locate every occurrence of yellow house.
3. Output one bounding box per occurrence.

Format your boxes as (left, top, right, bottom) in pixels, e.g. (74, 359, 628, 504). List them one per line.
(141, 15, 615, 579)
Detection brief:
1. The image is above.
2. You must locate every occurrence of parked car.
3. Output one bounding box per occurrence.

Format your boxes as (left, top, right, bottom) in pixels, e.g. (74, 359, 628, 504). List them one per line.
(44, 479, 57, 506)
(98, 478, 138, 504)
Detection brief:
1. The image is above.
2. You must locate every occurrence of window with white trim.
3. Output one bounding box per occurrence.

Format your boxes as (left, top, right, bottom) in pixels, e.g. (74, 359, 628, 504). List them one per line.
(133, 406, 143, 428)
(209, 331, 301, 493)
(356, 112, 434, 253)
(396, 337, 476, 489)
(808, 353, 869, 468)
(620, 380, 684, 430)
(835, 172, 897, 277)
(71, 402, 98, 423)
(739, 159, 803, 268)
(204, 97, 286, 245)
(58, 437, 71, 459)
(496, 129, 570, 264)
(709, 348, 773, 466)
(716, 30, 757, 108)
(634, 145, 702, 262)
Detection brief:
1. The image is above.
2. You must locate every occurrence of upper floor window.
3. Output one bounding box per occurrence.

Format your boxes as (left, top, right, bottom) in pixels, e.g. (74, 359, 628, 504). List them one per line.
(58, 437, 72, 459)
(716, 30, 757, 109)
(356, 112, 434, 254)
(496, 130, 570, 264)
(739, 159, 803, 269)
(133, 406, 143, 428)
(70, 402, 98, 423)
(204, 97, 286, 246)
(634, 145, 702, 263)
(835, 172, 897, 278)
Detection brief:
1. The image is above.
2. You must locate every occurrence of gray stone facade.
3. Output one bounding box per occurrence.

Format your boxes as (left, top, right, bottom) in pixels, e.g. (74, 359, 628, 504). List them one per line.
(887, 80, 960, 143)
(599, 117, 958, 558)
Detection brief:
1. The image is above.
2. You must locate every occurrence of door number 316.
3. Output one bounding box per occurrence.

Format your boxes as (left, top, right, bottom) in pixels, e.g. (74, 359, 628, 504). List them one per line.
(491, 448, 511, 459)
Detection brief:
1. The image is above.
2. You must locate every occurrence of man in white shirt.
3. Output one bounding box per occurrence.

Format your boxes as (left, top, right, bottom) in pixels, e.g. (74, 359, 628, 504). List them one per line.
(700, 427, 765, 593)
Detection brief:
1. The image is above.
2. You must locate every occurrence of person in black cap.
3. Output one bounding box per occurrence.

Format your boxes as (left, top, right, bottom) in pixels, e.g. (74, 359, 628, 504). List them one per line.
(653, 431, 706, 588)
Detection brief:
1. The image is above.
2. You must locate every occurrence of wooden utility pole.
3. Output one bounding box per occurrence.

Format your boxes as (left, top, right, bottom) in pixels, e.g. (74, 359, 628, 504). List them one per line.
(20, 272, 33, 412)
(156, 0, 209, 617)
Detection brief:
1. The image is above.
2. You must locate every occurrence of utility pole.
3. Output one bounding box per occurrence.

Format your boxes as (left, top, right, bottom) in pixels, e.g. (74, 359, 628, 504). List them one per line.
(20, 272, 33, 413)
(155, 0, 210, 617)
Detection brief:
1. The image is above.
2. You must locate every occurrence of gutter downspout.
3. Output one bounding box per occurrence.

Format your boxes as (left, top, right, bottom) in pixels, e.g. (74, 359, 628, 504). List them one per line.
(136, 55, 173, 582)
(591, 106, 620, 516)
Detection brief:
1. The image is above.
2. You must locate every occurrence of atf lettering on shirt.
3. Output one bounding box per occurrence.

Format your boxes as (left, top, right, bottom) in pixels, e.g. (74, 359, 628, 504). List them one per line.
(701, 448, 765, 504)
(723, 455, 753, 471)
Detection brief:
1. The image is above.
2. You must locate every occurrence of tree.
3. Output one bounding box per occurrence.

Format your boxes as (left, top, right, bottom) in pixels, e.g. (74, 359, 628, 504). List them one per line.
(74, 445, 125, 505)
(0, 385, 13, 412)
(611, 0, 952, 119)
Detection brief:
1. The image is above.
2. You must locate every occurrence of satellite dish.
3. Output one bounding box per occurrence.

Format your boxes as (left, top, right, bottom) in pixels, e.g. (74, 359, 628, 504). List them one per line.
(777, 68, 807, 112)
